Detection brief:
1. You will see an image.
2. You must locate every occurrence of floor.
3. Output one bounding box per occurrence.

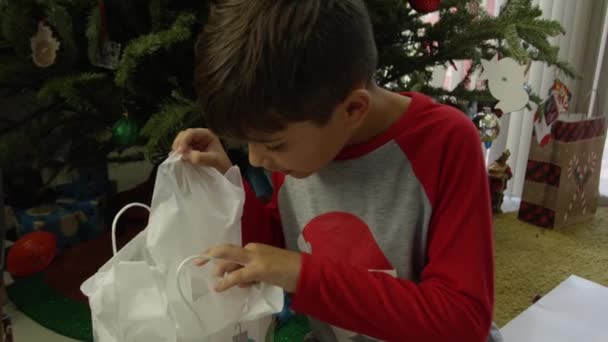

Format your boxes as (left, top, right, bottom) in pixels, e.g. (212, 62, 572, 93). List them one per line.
(3, 302, 79, 342)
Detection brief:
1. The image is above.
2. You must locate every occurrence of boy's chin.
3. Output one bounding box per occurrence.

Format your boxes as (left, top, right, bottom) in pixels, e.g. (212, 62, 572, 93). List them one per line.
(284, 170, 314, 179)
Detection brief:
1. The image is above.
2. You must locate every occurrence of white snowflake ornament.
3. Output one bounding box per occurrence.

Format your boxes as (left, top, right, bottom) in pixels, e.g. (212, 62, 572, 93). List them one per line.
(31, 21, 60, 68)
(480, 55, 529, 114)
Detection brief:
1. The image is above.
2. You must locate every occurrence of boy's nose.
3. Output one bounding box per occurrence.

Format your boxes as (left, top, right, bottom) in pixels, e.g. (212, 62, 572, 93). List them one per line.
(248, 143, 265, 168)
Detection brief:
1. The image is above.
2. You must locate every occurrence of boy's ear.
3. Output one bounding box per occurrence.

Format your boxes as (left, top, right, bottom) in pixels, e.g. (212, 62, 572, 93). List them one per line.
(342, 88, 371, 129)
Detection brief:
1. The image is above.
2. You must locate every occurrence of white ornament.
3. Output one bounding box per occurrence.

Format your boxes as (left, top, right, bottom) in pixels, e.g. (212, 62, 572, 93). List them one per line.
(480, 55, 529, 114)
(30, 21, 60, 68)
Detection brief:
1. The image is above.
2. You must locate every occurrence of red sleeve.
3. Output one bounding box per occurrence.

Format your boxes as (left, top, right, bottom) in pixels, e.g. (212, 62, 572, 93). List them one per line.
(241, 172, 285, 248)
(291, 109, 494, 341)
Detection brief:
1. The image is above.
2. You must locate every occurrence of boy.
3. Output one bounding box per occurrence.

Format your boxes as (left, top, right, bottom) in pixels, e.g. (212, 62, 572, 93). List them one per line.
(173, 0, 502, 341)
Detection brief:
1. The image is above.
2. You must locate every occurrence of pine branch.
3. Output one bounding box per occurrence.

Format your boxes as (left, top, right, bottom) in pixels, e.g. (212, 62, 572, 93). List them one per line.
(0, 57, 38, 84)
(0, 102, 59, 136)
(0, 0, 38, 57)
(44, 0, 78, 65)
(503, 25, 529, 62)
(141, 98, 199, 159)
(149, 0, 169, 31)
(38, 73, 107, 109)
(115, 13, 196, 89)
(86, 5, 101, 66)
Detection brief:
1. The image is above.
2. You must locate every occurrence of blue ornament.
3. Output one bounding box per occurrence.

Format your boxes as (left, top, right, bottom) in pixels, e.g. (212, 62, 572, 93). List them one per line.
(485, 141, 493, 148)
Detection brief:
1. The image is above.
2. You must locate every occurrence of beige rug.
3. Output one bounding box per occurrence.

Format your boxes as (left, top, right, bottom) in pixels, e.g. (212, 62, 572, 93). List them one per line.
(494, 207, 608, 326)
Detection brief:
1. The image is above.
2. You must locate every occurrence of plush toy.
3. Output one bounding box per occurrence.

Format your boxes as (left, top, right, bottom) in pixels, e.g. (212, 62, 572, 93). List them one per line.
(7, 231, 57, 277)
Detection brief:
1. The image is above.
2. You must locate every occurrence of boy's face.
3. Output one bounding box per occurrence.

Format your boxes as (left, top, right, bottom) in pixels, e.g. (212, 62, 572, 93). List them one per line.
(246, 117, 350, 179)
(246, 92, 369, 178)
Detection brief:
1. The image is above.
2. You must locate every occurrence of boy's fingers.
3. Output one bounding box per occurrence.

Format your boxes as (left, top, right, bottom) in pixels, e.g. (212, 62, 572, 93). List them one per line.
(172, 130, 185, 151)
(206, 244, 251, 265)
(187, 151, 217, 166)
(213, 259, 241, 277)
(215, 267, 257, 292)
(194, 257, 209, 267)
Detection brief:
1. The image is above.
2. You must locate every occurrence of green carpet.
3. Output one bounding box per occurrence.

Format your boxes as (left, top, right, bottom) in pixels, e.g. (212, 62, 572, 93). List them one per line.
(494, 207, 608, 326)
(7, 273, 93, 341)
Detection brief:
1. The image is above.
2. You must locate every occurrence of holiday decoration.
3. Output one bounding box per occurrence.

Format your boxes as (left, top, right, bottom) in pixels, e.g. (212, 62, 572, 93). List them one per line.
(473, 108, 501, 148)
(488, 149, 513, 214)
(7, 231, 57, 277)
(112, 113, 140, 148)
(408, 0, 441, 13)
(30, 21, 60, 68)
(565, 152, 599, 221)
(550, 79, 572, 114)
(272, 315, 313, 342)
(465, 0, 482, 17)
(480, 56, 529, 114)
(519, 115, 606, 229)
(533, 79, 572, 146)
(90, 0, 122, 69)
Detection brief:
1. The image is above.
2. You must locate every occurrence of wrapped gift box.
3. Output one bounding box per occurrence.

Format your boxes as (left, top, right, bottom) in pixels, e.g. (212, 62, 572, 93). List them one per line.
(16, 205, 82, 250)
(56, 196, 106, 240)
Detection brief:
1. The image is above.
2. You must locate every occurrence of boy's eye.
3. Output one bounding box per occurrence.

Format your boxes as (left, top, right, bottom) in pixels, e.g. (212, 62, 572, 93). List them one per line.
(265, 143, 286, 151)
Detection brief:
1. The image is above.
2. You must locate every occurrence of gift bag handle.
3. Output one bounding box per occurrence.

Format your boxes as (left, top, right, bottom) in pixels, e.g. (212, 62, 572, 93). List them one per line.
(111, 203, 151, 255)
(112, 203, 211, 336)
(177, 254, 215, 335)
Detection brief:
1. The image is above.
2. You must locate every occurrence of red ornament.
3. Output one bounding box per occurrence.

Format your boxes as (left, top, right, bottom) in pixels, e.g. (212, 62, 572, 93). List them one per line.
(7, 231, 57, 277)
(408, 0, 441, 13)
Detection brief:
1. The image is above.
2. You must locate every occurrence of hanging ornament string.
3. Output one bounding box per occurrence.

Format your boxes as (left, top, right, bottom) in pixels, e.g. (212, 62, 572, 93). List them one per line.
(92, 0, 121, 70)
(98, 0, 108, 43)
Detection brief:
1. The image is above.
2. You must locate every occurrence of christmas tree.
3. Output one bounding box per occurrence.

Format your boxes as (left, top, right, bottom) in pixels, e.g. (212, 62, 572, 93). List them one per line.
(0, 0, 574, 180)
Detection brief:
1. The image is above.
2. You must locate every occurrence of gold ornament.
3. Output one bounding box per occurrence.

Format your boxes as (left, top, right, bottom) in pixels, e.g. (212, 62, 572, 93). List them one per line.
(30, 21, 60, 68)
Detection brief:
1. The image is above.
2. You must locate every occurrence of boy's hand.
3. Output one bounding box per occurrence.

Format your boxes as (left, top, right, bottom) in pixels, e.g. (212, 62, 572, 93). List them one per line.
(198, 243, 302, 293)
(172, 128, 233, 174)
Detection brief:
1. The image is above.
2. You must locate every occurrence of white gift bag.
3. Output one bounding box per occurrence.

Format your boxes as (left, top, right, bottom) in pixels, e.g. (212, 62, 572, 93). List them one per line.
(81, 153, 283, 342)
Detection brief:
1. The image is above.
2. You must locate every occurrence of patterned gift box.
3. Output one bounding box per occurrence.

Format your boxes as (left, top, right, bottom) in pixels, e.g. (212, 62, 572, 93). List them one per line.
(56, 196, 106, 241)
(519, 116, 606, 228)
(16, 205, 83, 250)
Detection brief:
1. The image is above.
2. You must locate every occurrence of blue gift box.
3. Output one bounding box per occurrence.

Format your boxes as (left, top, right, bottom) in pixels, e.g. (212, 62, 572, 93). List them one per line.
(17, 205, 82, 250)
(55, 197, 106, 241)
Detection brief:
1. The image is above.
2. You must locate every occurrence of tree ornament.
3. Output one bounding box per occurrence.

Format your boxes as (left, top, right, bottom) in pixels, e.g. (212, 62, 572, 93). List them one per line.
(480, 55, 529, 114)
(112, 113, 140, 148)
(90, 0, 122, 70)
(408, 0, 441, 13)
(465, 0, 482, 17)
(272, 315, 313, 342)
(473, 107, 501, 148)
(488, 149, 513, 214)
(30, 21, 60, 68)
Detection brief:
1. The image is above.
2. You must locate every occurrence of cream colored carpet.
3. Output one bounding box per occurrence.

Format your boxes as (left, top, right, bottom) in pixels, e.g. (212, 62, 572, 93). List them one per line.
(494, 207, 608, 326)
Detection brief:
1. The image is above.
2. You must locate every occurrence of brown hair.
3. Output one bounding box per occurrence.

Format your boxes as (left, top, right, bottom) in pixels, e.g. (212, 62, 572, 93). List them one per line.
(193, 0, 378, 140)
